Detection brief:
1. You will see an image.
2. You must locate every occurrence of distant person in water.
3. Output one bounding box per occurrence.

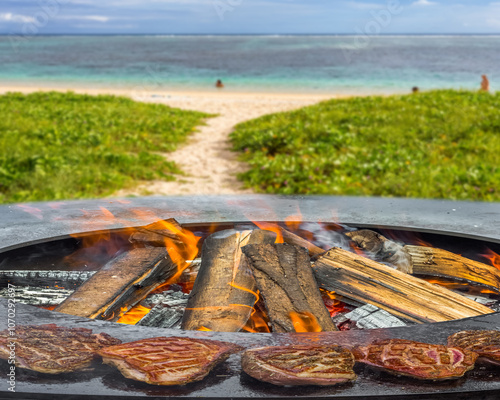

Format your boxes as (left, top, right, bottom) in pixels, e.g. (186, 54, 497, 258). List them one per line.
(216, 79, 224, 89)
(412, 86, 419, 94)
(481, 75, 490, 92)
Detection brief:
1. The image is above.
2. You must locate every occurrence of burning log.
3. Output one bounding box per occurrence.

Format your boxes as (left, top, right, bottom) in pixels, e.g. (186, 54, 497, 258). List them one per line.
(181, 229, 276, 332)
(313, 247, 493, 324)
(55, 248, 176, 321)
(129, 218, 185, 247)
(242, 243, 337, 333)
(406, 245, 500, 292)
(347, 229, 500, 292)
(0, 270, 95, 288)
(345, 230, 412, 273)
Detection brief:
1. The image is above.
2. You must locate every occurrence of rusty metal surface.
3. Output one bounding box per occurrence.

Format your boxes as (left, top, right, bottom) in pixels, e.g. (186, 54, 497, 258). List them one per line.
(1, 300, 500, 399)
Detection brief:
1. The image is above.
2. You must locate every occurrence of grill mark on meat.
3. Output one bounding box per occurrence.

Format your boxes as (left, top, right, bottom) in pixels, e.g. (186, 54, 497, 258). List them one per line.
(98, 336, 243, 386)
(353, 339, 477, 381)
(0, 324, 121, 374)
(241, 345, 357, 386)
(448, 330, 500, 365)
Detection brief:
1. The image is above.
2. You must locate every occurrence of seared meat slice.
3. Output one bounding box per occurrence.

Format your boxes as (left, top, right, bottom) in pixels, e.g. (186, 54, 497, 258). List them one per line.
(0, 324, 121, 374)
(98, 336, 243, 386)
(353, 339, 477, 381)
(241, 345, 357, 386)
(448, 330, 500, 365)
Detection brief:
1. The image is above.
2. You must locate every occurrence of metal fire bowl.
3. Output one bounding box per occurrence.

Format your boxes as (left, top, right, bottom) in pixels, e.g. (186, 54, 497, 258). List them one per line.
(1, 195, 500, 400)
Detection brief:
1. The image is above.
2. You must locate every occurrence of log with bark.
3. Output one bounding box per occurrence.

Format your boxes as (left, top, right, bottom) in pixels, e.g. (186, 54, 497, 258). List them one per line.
(346, 229, 500, 293)
(181, 229, 276, 332)
(313, 247, 493, 324)
(242, 243, 338, 332)
(55, 248, 177, 321)
(129, 218, 186, 248)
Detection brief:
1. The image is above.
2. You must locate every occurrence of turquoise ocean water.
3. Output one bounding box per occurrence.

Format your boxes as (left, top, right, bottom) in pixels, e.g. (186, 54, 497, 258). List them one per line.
(0, 35, 499, 94)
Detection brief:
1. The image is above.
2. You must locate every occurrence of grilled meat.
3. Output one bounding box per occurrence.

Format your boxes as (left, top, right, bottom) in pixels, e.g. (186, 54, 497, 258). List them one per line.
(241, 345, 357, 386)
(98, 336, 243, 386)
(448, 330, 500, 365)
(353, 339, 477, 380)
(0, 324, 121, 374)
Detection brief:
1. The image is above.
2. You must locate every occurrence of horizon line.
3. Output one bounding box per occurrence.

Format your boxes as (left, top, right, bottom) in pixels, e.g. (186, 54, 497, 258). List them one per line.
(1, 33, 500, 37)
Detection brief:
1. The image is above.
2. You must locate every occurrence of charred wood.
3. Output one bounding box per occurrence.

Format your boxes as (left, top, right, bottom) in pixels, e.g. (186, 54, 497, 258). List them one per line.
(242, 243, 337, 333)
(0, 286, 73, 306)
(138, 290, 189, 329)
(0, 270, 95, 288)
(55, 248, 177, 321)
(336, 304, 409, 330)
(313, 247, 493, 324)
(181, 229, 276, 332)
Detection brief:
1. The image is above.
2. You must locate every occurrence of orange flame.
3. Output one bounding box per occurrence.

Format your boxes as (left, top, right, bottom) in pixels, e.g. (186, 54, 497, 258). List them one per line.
(425, 278, 498, 295)
(289, 311, 322, 333)
(242, 302, 271, 333)
(481, 249, 500, 271)
(117, 304, 151, 324)
(252, 221, 284, 244)
(228, 282, 259, 303)
(197, 326, 212, 331)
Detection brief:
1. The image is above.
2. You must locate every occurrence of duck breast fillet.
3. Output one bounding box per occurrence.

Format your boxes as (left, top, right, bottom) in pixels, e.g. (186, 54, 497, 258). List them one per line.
(241, 344, 357, 386)
(98, 336, 243, 386)
(0, 324, 121, 374)
(448, 330, 500, 365)
(352, 339, 477, 381)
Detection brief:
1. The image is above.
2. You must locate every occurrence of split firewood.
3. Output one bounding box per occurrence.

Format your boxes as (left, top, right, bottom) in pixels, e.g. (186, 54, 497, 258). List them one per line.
(347, 229, 500, 292)
(406, 245, 500, 292)
(280, 228, 326, 258)
(345, 230, 412, 273)
(55, 248, 177, 321)
(242, 243, 337, 332)
(129, 218, 185, 248)
(313, 248, 493, 324)
(181, 229, 276, 332)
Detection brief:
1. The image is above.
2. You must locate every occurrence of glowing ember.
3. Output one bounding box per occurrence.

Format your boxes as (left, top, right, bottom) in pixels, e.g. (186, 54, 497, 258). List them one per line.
(289, 311, 322, 333)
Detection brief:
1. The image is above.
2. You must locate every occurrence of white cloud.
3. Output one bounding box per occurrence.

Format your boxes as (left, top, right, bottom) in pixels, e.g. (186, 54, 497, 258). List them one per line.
(0, 12, 36, 24)
(411, 0, 437, 6)
(487, 18, 500, 27)
(57, 15, 111, 22)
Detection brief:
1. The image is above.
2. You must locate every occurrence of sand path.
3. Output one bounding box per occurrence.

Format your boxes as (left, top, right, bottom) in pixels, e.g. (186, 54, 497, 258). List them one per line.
(0, 85, 330, 196)
(116, 92, 330, 196)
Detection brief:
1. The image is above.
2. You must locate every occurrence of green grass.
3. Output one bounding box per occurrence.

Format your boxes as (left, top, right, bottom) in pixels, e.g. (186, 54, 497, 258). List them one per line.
(231, 90, 500, 201)
(0, 91, 210, 203)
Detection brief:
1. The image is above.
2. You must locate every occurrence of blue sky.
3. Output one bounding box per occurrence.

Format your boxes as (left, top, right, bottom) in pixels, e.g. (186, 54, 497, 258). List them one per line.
(1, 0, 500, 34)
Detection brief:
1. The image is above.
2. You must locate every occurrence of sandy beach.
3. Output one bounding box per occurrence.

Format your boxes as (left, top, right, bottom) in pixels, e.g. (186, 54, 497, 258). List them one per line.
(1, 84, 334, 196)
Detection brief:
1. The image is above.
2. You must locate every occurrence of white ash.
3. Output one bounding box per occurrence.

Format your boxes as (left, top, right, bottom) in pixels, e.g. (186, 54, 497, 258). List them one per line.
(333, 304, 408, 330)
(0, 286, 74, 306)
(0, 270, 95, 286)
(138, 288, 189, 329)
